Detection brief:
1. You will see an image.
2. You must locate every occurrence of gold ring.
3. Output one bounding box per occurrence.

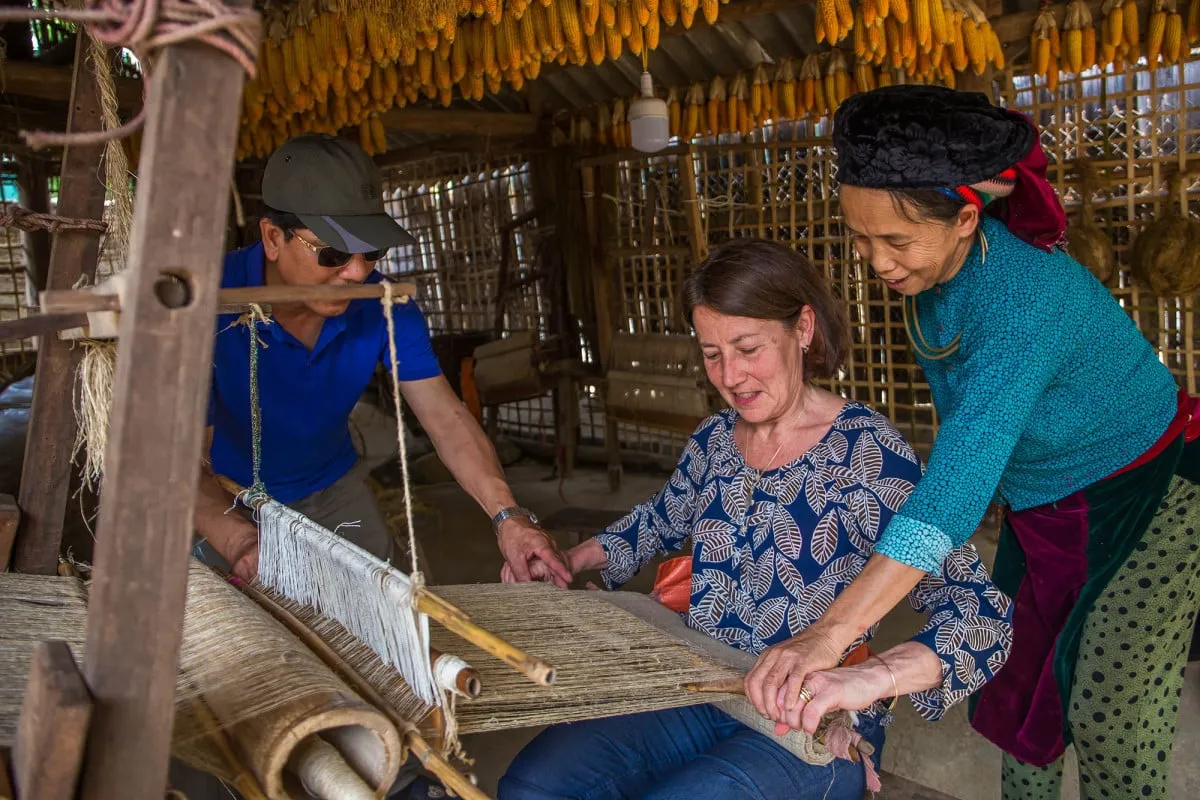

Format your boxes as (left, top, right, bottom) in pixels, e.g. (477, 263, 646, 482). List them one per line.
(798, 686, 814, 704)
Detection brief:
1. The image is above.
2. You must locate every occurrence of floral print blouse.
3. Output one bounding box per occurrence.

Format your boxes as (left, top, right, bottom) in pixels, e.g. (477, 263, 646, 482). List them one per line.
(595, 404, 1014, 722)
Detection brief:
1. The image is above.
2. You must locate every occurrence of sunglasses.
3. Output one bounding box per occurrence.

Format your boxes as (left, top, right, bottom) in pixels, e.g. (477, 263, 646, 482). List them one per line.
(292, 231, 386, 268)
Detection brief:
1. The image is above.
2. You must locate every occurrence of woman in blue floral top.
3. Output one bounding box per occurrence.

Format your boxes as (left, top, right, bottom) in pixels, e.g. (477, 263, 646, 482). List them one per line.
(498, 239, 1013, 800)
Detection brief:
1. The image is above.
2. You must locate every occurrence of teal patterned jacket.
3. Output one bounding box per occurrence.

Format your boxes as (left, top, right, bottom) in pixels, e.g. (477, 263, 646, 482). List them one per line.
(875, 215, 1179, 574)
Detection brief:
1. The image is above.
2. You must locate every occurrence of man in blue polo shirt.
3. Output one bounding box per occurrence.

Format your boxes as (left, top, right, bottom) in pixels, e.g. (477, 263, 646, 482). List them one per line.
(192, 133, 572, 591)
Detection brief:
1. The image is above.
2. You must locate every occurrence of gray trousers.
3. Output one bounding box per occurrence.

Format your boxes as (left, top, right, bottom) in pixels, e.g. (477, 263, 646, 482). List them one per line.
(177, 460, 430, 798)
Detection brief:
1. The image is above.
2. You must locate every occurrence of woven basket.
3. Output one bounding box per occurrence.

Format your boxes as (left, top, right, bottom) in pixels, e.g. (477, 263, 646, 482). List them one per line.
(472, 331, 544, 406)
(604, 333, 712, 434)
(1131, 168, 1200, 296)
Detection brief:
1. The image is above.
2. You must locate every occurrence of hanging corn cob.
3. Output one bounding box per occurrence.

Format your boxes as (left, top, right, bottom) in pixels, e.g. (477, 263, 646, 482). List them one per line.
(1030, 3, 1060, 84)
(1062, 0, 1096, 73)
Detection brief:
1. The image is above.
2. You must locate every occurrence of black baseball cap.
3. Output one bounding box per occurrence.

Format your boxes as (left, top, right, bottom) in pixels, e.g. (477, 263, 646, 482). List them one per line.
(261, 133, 415, 253)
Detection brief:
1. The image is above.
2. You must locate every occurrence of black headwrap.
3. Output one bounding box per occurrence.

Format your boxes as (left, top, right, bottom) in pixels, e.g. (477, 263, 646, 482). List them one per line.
(831, 85, 1067, 251)
(832, 85, 1035, 188)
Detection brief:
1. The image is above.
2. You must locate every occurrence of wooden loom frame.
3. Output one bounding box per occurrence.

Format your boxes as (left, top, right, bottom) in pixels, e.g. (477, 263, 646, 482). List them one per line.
(0, 16, 555, 799)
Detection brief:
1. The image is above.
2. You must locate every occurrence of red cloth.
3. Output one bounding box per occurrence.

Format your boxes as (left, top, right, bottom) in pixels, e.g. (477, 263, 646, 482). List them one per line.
(996, 112, 1068, 252)
(650, 556, 692, 614)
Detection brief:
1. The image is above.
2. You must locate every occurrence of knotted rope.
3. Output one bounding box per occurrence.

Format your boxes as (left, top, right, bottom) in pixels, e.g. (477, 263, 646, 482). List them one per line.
(223, 303, 272, 497)
(0, 205, 108, 234)
(380, 280, 420, 587)
(0, 0, 260, 149)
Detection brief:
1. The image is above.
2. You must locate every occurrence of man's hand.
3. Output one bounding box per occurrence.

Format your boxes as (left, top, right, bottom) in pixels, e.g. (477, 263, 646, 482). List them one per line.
(744, 625, 845, 730)
(496, 517, 573, 588)
(210, 520, 259, 583)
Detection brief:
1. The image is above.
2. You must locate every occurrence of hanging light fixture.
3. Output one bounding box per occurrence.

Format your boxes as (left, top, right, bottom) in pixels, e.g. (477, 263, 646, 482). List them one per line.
(628, 50, 669, 152)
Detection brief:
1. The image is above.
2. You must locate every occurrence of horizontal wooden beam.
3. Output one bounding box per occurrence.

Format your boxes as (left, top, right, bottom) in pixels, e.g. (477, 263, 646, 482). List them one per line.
(374, 134, 534, 168)
(379, 106, 538, 137)
(0, 60, 141, 109)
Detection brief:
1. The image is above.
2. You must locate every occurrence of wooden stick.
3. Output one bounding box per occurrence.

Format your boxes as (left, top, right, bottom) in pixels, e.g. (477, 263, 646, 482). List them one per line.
(77, 7, 252, 796)
(681, 678, 875, 758)
(11, 36, 112, 576)
(14, 641, 93, 800)
(401, 727, 490, 800)
(40, 281, 419, 315)
(217, 475, 558, 687)
(0, 313, 89, 344)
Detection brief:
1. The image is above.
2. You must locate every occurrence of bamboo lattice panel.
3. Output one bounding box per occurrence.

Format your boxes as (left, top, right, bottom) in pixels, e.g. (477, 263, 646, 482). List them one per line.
(1018, 61, 1200, 393)
(0, 161, 36, 369)
(590, 59, 1200, 460)
(379, 152, 558, 440)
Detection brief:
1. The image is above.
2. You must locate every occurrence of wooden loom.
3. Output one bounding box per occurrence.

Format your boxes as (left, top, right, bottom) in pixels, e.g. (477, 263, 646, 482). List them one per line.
(0, 562, 868, 800)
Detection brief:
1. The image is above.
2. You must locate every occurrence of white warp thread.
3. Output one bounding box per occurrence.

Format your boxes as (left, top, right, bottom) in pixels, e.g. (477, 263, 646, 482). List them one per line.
(256, 498, 438, 706)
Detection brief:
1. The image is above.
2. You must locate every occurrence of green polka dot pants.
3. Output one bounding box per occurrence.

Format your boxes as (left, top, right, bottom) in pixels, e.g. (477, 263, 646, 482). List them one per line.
(1001, 475, 1200, 800)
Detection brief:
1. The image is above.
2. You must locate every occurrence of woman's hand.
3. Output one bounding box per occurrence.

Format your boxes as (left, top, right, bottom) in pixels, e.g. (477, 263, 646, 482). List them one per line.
(773, 662, 893, 734)
(744, 626, 845, 728)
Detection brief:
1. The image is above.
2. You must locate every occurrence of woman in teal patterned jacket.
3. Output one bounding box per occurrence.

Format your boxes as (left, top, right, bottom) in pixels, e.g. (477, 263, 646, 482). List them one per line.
(759, 85, 1200, 800)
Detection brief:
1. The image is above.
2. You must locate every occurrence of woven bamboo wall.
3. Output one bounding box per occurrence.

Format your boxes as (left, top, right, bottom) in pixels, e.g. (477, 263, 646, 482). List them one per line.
(0, 163, 37, 376)
(377, 152, 559, 441)
(583, 59, 1200, 461)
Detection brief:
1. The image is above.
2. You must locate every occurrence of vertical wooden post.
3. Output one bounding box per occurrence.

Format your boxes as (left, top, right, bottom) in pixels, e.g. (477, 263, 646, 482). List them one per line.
(595, 163, 622, 491)
(77, 21, 253, 800)
(14, 641, 93, 800)
(14, 157, 52, 292)
(676, 146, 706, 333)
(11, 38, 113, 575)
(0, 495, 19, 572)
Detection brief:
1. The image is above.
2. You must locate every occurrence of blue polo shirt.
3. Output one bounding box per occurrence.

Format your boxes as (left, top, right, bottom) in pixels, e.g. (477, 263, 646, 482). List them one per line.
(206, 242, 442, 503)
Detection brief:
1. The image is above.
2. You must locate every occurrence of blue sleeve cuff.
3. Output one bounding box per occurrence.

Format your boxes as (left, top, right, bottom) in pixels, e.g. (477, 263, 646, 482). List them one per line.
(875, 514, 955, 574)
(906, 626, 957, 722)
(595, 532, 639, 589)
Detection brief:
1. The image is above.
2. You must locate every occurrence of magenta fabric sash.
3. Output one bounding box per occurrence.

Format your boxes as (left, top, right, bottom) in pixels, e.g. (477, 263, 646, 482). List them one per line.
(968, 491, 1090, 764)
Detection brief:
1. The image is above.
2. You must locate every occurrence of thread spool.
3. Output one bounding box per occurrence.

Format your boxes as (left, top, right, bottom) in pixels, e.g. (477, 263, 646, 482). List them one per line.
(431, 648, 481, 699)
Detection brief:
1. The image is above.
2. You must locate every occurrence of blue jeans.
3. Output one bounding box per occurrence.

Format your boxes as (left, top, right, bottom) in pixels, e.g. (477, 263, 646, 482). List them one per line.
(497, 704, 886, 800)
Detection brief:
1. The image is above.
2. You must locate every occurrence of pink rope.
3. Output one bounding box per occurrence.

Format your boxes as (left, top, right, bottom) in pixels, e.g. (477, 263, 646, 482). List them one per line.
(0, 0, 260, 149)
(823, 723, 883, 794)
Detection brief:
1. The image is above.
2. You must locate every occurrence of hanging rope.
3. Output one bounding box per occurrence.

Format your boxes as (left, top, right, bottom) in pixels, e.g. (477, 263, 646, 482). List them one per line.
(224, 304, 272, 496)
(0, 206, 108, 235)
(0, 0, 260, 149)
(380, 280, 421, 585)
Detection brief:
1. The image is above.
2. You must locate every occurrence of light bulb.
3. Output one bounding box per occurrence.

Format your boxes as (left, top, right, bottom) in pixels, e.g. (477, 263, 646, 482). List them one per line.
(629, 70, 669, 153)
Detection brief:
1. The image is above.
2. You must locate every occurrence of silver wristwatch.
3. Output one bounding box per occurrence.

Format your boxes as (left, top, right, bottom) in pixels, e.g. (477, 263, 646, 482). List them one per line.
(491, 506, 538, 534)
